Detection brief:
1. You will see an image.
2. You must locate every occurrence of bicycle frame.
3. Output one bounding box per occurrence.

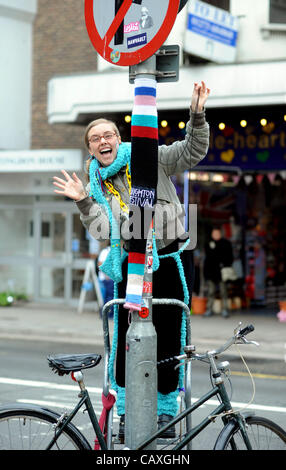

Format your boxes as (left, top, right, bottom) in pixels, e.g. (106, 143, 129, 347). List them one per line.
(45, 387, 108, 451)
(100, 298, 253, 451)
(136, 376, 252, 450)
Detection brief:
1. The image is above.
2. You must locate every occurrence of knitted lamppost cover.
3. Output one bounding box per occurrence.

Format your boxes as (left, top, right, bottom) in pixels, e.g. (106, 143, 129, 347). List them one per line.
(124, 77, 158, 311)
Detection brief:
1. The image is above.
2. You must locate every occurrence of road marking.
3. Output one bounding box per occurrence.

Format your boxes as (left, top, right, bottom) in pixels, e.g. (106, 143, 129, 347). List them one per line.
(231, 371, 286, 380)
(203, 399, 286, 414)
(0, 377, 101, 394)
(17, 399, 75, 409)
(0, 377, 285, 415)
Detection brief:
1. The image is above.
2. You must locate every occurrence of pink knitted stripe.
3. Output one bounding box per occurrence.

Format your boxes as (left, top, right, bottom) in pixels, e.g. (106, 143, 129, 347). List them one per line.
(134, 94, 157, 107)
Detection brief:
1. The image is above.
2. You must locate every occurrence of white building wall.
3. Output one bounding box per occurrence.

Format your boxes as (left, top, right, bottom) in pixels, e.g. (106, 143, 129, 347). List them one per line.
(0, 0, 37, 150)
(48, 0, 286, 123)
(231, 0, 286, 63)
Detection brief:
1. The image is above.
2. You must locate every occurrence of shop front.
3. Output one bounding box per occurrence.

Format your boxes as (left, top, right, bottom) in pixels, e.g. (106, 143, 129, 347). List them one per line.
(159, 105, 286, 313)
(0, 149, 100, 306)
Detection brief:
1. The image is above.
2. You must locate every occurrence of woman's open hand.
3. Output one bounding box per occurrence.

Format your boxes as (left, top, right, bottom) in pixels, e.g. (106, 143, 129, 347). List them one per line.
(53, 170, 87, 201)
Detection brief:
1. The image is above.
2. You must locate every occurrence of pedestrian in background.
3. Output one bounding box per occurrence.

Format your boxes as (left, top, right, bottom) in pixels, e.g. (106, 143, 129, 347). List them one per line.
(203, 227, 234, 318)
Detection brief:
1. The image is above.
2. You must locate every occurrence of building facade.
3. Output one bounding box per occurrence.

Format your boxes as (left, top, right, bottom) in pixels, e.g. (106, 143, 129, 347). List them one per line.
(0, 0, 286, 310)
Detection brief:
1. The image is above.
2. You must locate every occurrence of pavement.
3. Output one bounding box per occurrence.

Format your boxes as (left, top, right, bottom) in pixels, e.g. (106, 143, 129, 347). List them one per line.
(0, 301, 285, 363)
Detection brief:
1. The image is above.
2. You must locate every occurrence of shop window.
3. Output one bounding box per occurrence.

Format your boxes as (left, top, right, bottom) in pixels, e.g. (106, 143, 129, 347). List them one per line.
(0, 265, 33, 297)
(269, 0, 286, 23)
(40, 267, 64, 298)
(29, 221, 50, 238)
(0, 207, 34, 256)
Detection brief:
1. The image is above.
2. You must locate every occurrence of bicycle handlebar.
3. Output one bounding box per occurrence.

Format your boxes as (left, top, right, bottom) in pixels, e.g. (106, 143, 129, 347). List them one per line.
(175, 323, 259, 363)
(237, 324, 255, 337)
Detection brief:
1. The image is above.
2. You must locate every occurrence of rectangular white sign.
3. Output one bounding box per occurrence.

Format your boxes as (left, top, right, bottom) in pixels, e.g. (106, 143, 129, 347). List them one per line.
(184, 0, 239, 63)
(0, 149, 83, 173)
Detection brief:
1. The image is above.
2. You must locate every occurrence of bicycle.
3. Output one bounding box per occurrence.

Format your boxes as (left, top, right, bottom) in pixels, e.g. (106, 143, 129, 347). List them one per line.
(0, 299, 285, 450)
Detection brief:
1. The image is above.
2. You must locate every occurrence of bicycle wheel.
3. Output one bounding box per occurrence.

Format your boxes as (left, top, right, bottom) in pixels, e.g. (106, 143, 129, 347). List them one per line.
(0, 406, 92, 450)
(214, 415, 286, 450)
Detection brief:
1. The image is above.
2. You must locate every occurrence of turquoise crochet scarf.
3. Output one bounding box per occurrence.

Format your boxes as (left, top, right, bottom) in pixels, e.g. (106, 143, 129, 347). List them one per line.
(89, 142, 160, 283)
(89, 142, 131, 283)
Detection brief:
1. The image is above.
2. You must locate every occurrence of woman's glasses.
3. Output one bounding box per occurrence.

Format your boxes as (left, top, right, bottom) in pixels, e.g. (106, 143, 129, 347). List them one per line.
(89, 132, 117, 144)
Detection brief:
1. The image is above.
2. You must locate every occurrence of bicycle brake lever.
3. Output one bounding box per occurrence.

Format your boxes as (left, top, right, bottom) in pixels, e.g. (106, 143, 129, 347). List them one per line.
(238, 337, 260, 347)
(174, 358, 191, 370)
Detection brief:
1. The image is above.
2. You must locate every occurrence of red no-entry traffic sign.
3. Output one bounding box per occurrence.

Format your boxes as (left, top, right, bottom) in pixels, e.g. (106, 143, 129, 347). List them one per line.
(85, 0, 181, 66)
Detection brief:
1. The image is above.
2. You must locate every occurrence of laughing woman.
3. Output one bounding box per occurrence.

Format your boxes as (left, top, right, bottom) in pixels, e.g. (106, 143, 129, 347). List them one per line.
(53, 80, 210, 440)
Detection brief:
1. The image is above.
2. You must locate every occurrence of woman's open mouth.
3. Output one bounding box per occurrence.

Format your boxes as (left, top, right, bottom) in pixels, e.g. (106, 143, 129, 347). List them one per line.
(100, 148, 112, 157)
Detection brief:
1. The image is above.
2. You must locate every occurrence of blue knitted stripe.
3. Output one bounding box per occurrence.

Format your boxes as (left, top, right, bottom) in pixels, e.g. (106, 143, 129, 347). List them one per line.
(125, 293, 142, 305)
(134, 86, 156, 97)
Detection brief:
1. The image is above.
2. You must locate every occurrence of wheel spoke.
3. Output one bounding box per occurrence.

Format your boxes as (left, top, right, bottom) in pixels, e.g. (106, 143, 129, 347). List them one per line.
(0, 411, 87, 450)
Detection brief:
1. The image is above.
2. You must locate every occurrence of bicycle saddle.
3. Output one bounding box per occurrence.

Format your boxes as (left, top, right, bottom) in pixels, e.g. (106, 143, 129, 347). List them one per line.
(47, 353, 102, 376)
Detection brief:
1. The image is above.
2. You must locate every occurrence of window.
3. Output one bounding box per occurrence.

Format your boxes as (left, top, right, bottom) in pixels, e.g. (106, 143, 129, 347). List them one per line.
(270, 0, 286, 23)
(202, 0, 230, 11)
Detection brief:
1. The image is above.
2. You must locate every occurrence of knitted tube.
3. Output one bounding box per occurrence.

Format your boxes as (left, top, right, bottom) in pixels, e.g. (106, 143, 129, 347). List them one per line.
(124, 77, 158, 311)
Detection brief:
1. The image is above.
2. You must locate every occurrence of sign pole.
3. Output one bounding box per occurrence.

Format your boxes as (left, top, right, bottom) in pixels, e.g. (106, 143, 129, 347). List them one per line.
(84, 0, 190, 450)
(125, 54, 158, 450)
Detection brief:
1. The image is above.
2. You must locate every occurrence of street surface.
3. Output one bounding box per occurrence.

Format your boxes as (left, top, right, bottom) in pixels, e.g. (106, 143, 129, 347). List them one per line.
(0, 338, 285, 450)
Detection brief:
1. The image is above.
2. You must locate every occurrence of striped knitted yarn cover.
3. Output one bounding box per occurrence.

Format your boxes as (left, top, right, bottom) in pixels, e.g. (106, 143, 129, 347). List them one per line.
(124, 77, 158, 311)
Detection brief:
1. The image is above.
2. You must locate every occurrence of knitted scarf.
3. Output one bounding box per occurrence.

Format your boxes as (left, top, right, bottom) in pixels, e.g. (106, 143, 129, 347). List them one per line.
(89, 142, 131, 283)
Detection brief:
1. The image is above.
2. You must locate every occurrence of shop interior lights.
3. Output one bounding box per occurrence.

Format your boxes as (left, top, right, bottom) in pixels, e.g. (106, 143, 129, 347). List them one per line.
(178, 121, 185, 129)
(189, 172, 209, 181)
(240, 120, 247, 127)
(260, 118, 267, 126)
(161, 120, 168, 128)
(124, 115, 131, 123)
(218, 122, 226, 130)
(212, 173, 224, 182)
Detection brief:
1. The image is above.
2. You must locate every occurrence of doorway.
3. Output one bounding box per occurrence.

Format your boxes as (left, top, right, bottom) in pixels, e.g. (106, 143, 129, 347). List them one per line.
(33, 202, 95, 304)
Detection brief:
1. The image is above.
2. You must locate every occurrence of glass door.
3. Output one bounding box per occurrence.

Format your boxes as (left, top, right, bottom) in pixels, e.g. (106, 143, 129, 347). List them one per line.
(34, 203, 70, 302)
(34, 202, 100, 305)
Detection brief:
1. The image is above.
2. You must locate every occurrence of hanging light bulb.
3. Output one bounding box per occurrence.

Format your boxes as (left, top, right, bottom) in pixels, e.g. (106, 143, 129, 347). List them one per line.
(161, 120, 168, 128)
(178, 121, 185, 129)
(124, 115, 131, 123)
(219, 122, 226, 130)
(240, 120, 247, 128)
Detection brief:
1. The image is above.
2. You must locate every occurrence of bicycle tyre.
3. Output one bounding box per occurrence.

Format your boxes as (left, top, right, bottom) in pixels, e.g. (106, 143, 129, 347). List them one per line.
(214, 415, 286, 450)
(0, 405, 92, 450)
